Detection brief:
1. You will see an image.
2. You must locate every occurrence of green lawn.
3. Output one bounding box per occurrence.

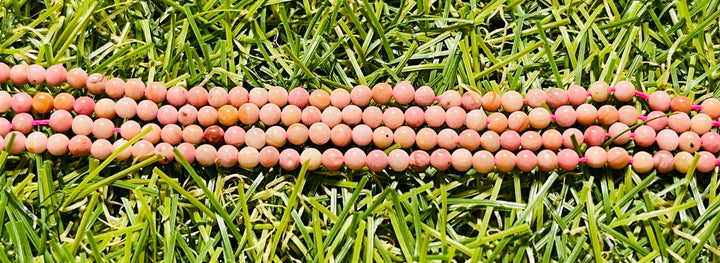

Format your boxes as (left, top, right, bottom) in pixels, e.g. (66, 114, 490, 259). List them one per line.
(1, 0, 720, 262)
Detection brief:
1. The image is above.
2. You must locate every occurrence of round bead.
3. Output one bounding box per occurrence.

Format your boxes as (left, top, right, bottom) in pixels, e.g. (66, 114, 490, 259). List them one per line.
(141, 123, 162, 144)
(94, 98, 116, 119)
(562, 128, 584, 149)
(178, 105, 199, 125)
(341, 105, 363, 125)
(197, 106, 218, 126)
(92, 118, 114, 139)
(72, 115, 94, 136)
(646, 111, 668, 131)
(519, 131, 542, 151)
(609, 123, 631, 145)
(182, 125, 204, 144)
(459, 129, 482, 151)
(461, 91, 483, 110)
(507, 111, 529, 132)
(245, 127, 267, 149)
(155, 143, 175, 164)
(499, 130, 520, 151)
(350, 85, 372, 106)
(362, 106, 383, 128)
(47, 134, 69, 156)
(0, 63, 8, 83)
(701, 98, 720, 118)
(309, 89, 330, 110)
(105, 78, 125, 98)
(410, 150, 431, 171)
(330, 124, 352, 147)
(11, 92, 32, 113)
(309, 122, 331, 145)
(634, 125, 657, 147)
(52, 93, 74, 111)
(66, 68, 88, 88)
(300, 148, 322, 170)
(515, 150, 537, 172)
(166, 86, 187, 107)
(445, 106, 467, 129)
(557, 149, 579, 171)
(344, 148, 366, 170)
(439, 90, 461, 109)
(9, 65, 28, 85)
(690, 113, 712, 134)
(632, 152, 654, 173)
(279, 148, 300, 170)
(3, 132, 25, 154)
(322, 148, 344, 171)
(281, 105, 302, 125)
(371, 83, 393, 104)
(216, 145, 238, 168)
(203, 87, 227, 107)
(301, 106, 322, 126)
(330, 89, 351, 108)
(238, 147, 259, 169)
(115, 97, 138, 119)
(288, 87, 310, 108)
(466, 109, 488, 131)
(265, 126, 287, 147)
(394, 126, 416, 149)
(607, 147, 629, 169)
(542, 129, 563, 150)
(554, 106, 576, 127)
(656, 129, 679, 151)
(112, 139, 133, 161)
(494, 150, 515, 172)
(258, 146, 279, 168)
(501, 91, 523, 112)
(528, 108, 551, 129)
(588, 81, 610, 102)
(678, 131, 701, 153)
(696, 151, 716, 173)
(11, 113, 33, 134)
(392, 82, 415, 105)
(674, 151, 694, 174)
(648, 91, 671, 111)
(668, 112, 691, 133)
(137, 100, 159, 122)
(567, 85, 587, 105)
(238, 103, 260, 125)
(537, 150, 558, 172)
(382, 107, 404, 129)
(701, 132, 720, 152)
(584, 146, 607, 168)
(73, 96, 95, 115)
(268, 86, 288, 107)
(437, 129, 458, 150)
(431, 149, 452, 171)
(31, 92, 53, 114)
(414, 86, 435, 106)
(217, 105, 239, 126)
(203, 125, 225, 146)
(195, 144, 217, 166)
(583, 126, 606, 146)
(157, 105, 179, 125)
(161, 124, 183, 145)
(424, 106, 447, 128)
(670, 95, 692, 113)
(287, 123, 309, 145)
(69, 135, 92, 157)
(124, 79, 146, 100)
(597, 105, 619, 126)
(85, 73, 106, 94)
(187, 86, 209, 107)
(229, 87, 249, 107)
(575, 104, 597, 125)
(0, 118, 9, 137)
(49, 110, 72, 132)
(372, 126, 394, 148)
(486, 112, 508, 133)
(416, 128, 438, 150)
(248, 88, 268, 106)
(482, 91, 502, 111)
(613, 81, 636, 102)
(224, 126, 246, 147)
(480, 131, 500, 152)
(46, 65, 68, 86)
(172, 143, 194, 163)
(546, 88, 568, 108)
(472, 150, 495, 173)
(90, 139, 113, 160)
(25, 132, 47, 154)
(525, 88, 546, 108)
(389, 149, 410, 172)
(0, 91, 11, 113)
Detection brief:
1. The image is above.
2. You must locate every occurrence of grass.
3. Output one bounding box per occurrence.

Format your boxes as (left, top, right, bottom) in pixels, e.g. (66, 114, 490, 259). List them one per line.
(1, 0, 720, 261)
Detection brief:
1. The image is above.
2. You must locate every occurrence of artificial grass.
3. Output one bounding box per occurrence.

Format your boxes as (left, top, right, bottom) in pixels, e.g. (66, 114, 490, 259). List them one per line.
(1, 0, 720, 262)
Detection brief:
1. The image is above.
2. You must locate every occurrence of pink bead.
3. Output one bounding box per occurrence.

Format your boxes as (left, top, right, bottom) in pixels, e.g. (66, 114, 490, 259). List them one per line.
(72, 115, 93, 135)
(472, 150, 495, 173)
(528, 108, 551, 129)
(237, 147, 258, 168)
(321, 106, 342, 128)
(609, 123, 631, 145)
(245, 127, 266, 149)
(258, 146, 279, 168)
(288, 87, 310, 108)
(461, 91, 483, 110)
(392, 82, 415, 105)
(597, 105, 619, 126)
(69, 135, 92, 157)
(507, 111, 529, 132)
(632, 152, 654, 173)
(691, 113, 713, 134)
(217, 145, 239, 168)
(25, 132, 47, 154)
(268, 86, 288, 107)
(486, 112, 507, 133)
(607, 147, 629, 169)
(94, 98, 116, 119)
(11, 113, 33, 134)
(499, 130, 521, 151)
(520, 131, 542, 151)
(583, 126, 606, 146)
(47, 110, 71, 132)
(207, 87, 228, 107)
(337, 105, 360, 126)
(105, 78, 125, 98)
(300, 148, 322, 170)
(4, 132, 25, 154)
(287, 123, 309, 145)
(124, 79, 145, 100)
(330, 89, 351, 108)
(439, 90, 461, 109)
(524, 88, 546, 108)
(259, 104, 282, 126)
(309, 122, 331, 145)
(515, 150, 537, 172)
(157, 105, 178, 125)
(668, 112, 691, 132)
(66, 68, 87, 88)
(281, 105, 302, 125)
(0, 91, 11, 113)
(0, 63, 10, 83)
(588, 81, 610, 102)
(416, 128, 438, 150)
(410, 150, 431, 171)
(466, 109, 487, 131)
(534, 150, 557, 172)
(414, 86, 435, 106)
(142, 123, 162, 144)
(11, 92, 32, 113)
(554, 106, 576, 127)
(546, 88, 568, 108)
(382, 107, 404, 129)
(562, 128, 584, 149)
(613, 81, 635, 102)
(351, 124, 373, 146)
(118, 120, 140, 140)
(696, 151, 716, 173)
(653, 150, 674, 173)
(195, 144, 217, 166)
(701, 98, 720, 118)
(366, 149, 388, 172)
(500, 91, 523, 112)
(145, 82, 167, 103)
(224, 126, 246, 147)
(197, 106, 218, 126)
(161, 124, 183, 145)
(649, 91, 671, 111)
(26, 64, 46, 85)
(542, 129, 563, 150)
(371, 83, 393, 104)
(166, 86, 187, 106)
(90, 139, 113, 160)
(112, 139, 133, 160)
(575, 104, 597, 125)
(362, 106, 383, 128)
(187, 86, 209, 107)
(388, 149, 410, 172)
(344, 147, 367, 169)
(155, 142, 175, 164)
(445, 106, 466, 129)
(238, 103, 259, 125)
(437, 128, 458, 149)
(480, 131, 500, 152)
(656, 129, 679, 151)
(115, 97, 137, 119)
(85, 73, 106, 94)
(646, 111, 668, 131)
(279, 148, 300, 170)
(228, 87, 249, 107)
(330, 124, 352, 147)
(430, 149, 452, 171)
(424, 106, 445, 127)
(9, 65, 28, 85)
(567, 85, 587, 105)
(394, 126, 416, 148)
(301, 106, 322, 125)
(178, 105, 198, 125)
(678, 131, 701, 153)
(634, 125, 656, 147)
(701, 132, 720, 153)
(404, 106, 425, 127)
(249, 88, 268, 106)
(92, 118, 115, 139)
(584, 146, 607, 168)
(494, 150, 515, 172)
(73, 96, 95, 115)
(47, 134, 69, 156)
(0, 118, 9, 137)
(322, 148, 344, 171)
(451, 149, 473, 171)
(557, 149, 579, 171)
(265, 126, 287, 147)
(136, 100, 159, 122)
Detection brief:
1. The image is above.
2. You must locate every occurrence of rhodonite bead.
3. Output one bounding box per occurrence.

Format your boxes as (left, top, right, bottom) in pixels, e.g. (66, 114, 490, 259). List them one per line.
(91, 139, 113, 160)
(47, 65, 68, 86)
(0, 118, 9, 136)
(86, 73, 107, 94)
(536, 150, 558, 172)
(160, 124, 183, 145)
(94, 98, 116, 119)
(678, 131, 701, 153)
(92, 118, 115, 139)
(208, 87, 229, 107)
(674, 151, 693, 174)
(494, 150, 515, 172)
(166, 86, 187, 106)
(0, 63, 8, 83)
(515, 150, 537, 172)
(430, 149, 452, 171)
(341, 105, 362, 125)
(613, 81, 635, 102)
(182, 125, 203, 144)
(178, 105, 198, 125)
(520, 131, 542, 151)
(141, 123, 162, 144)
(249, 87, 268, 107)
(656, 129, 679, 151)
(197, 106, 218, 126)
(584, 146, 607, 168)
(300, 148, 322, 170)
(567, 85, 587, 105)
(115, 97, 138, 119)
(0, 91, 11, 112)
(597, 105, 619, 126)
(67, 68, 88, 89)
(301, 106, 322, 125)
(404, 106, 425, 127)
(583, 126, 606, 146)
(394, 126, 416, 148)
(238, 103, 260, 125)
(217, 145, 238, 168)
(330, 89, 350, 108)
(203, 125, 225, 146)
(648, 91, 671, 111)
(501, 91, 523, 112)
(72, 115, 94, 136)
(11, 92, 32, 113)
(668, 112, 691, 132)
(137, 100, 159, 121)
(554, 106, 576, 127)
(282, 105, 303, 125)
(176, 143, 196, 163)
(525, 88, 546, 108)
(557, 149, 579, 171)
(575, 104, 597, 125)
(11, 113, 33, 134)
(9, 65, 28, 85)
(646, 111, 668, 131)
(459, 129, 481, 150)
(32, 92, 53, 114)
(155, 143, 174, 164)
(371, 83, 393, 104)
(258, 104, 281, 126)
(245, 127, 267, 149)
(480, 131, 500, 152)
(499, 130, 520, 151)
(528, 108, 551, 129)
(562, 128, 584, 149)
(73, 96, 95, 115)
(309, 89, 330, 110)
(321, 106, 342, 128)
(439, 90, 461, 109)
(49, 110, 72, 132)
(112, 139, 133, 160)
(362, 106, 383, 128)
(607, 123, 630, 144)
(158, 105, 179, 125)
(670, 95, 692, 113)
(588, 81, 610, 102)
(389, 149, 410, 172)
(119, 119, 142, 140)
(507, 111, 529, 132)
(696, 151, 716, 173)
(416, 128, 438, 150)
(265, 126, 287, 147)
(308, 122, 331, 145)
(238, 147, 259, 169)
(322, 148, 344, 171)
(25, 132, 47, 154)
(701, 132, 720, 152)
(607, 147, 629, 169)
(69, 135, 92, 157)
(187, 86, 209, 107)
(330, 124, 352, 147)
(632, 152, 654, 173)
(482, 91, 502, 111)
(472, 150, 494, 173)
(413, 86, 435, 106)
(461, 91, 482, 110)
(382, 107, 404, 129)
(224, 126, 246, 147)
(105, 78, 125, 98)
(542, 129, 563, 150)
(466, 109, 488, 131)
(4, 132, 25, 154)
(195, 144, 217, 166)
(372, 126, 394, 148)
(350, 85, 372, 107)
(279, 148, 300, 170)
(288, 87, 310, 108)
(410, 150, 431, 171)
(344, 147, 366, 170)
(287, 123, 309, 145)
(690, 113, 712, 134)
(701, 98, 720, 118)
(486, 112, 508, 133)
(437, 128, 458, 150)
(228, 87, 249, 107)
(634, 125, 656, 147)
(124, 79, 146, 100)
(546, 88, 568, 108)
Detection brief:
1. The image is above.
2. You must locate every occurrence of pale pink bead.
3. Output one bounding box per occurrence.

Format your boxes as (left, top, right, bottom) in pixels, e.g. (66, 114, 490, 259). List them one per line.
(472, 150, 494, 173)
(404, 106, 425, 127)
(161, 124, 183, 145)
(0, 91, 11, 112)
(26, 64, 45, 85)
(632, 152, 654, 173)
(0, 118, 9, 137)
(366, 149, 388, 172)
(542, 129, 563, 150)
(155, 142, 174, 164)
(583, 125, 606, 146)
(69, 135, 92, 157)
(9, 65, 28, 85)
(424, 106, 445, 127)
(557, 149, 579, 171)
(437, 129, 458, 149)
(430, 149, 452, 171)
(222, 126, 244, 147)
(279, 148, 300, 170)
(72, 115, 93, 135)
(461, 91, 482, 110)
(701, 98, 720, 118)
(94, 98, 116, 119)
(178, 105, 198, 125)
(567, 85, 587, 105)
(696, 151, 716, 173)
(73, 96, 95, 115)
(678, 131, 701, 153)
(480, 131, 500, 152)
(114, 97, 137, 119)
(466, 109, 487, 131)
(344, 147, 366, 170)
(445, 106, 466, 129)
(4, 131, 25, 154)
(124, 79, 145, 100)
(248, 88, 268, 106)
(575, 104, 597, 125)
(613, 81, 635, 102)
(618, 105, 639, 126)
(392, 82, 415, 105)
(281, 105, 302, 125)
(494, 149, 517, 171)
(300, 148, 322, 170)
(500, 91, 523, 112)
(449, 149, 472, 171)
(195, 144, 217, 166)
(668, 112, 691, 133)
(0, 63, 8, 83)
(656, 129, 679, 151)
(112, 139, 133, 161)
(245, 127, 266, 149)
(238, 103, 259, 125)
(649, 91, 671, 111)
(11, 113, 33, 134)
(197, 106, 218, 127)
(92, 118, 114, 139)
(321, 106, 342, 128)
(268, 86, 288, 107)
(287, 123, 309, 145)
(238, 147, 259, 168)
(117, 120, 138, 140)
(144, 82, 167, 103)
(216, 145, 238, 168)
(588, 81, 610, 102)
(136, 100, 159, 122)
(181, 124, 204, 144)
(47, 134, 69, 156)
(47, 110, 71, 132)
(309, 122, 331, 145)
(515, 150, 537, 172)
(646, 111, 668, 131)
(301, 106, 322, 125)
(388, 149, 410, 172)
(142, 123, 162, 144)
(507, 111, 529, 132)
(500, 130, 521, 151)
(104, 78, 125, 98)
(439, 90, 461, 109)
(187, 86, 209, 107)
(597, 105, 619, 126)
(633, 125, 656, 147)
(265, 126, 287, 147)
(416, 128, 438, 150)
(654, 150, 674, 173)
(330, 89, 351, 108)
(84, 73, 106, 94)
(536, 150, 558, 171)
(258, 146, 279, 168)
(584, 146, 607, 168)
(410, 150, 431, 171)
(335, 105, 360, 126)
(362, 106, 383, 128)
(394, 126, 416, 148)
(525, 88, 546, 108)
(11, 92, 32, 113)
(166, 86, 187, 106)
(486, 112, 507, 133)
(690, 113, 712, 134)
(322, 148, 344, 171)
(609, 123, 631, 145)
(414, 86, 435, 106)
(546, 88, 568, 108)
(288, 87, 310, 108)
(90, 139, 113, 160)
(528, 108, 551, 129)
(205, 87, 227, 107)
(155, 105, 178, 125)
(351, 124, 373, 146)
(701, 132, 720, 152)
(554, 106, 576, 127)
(330, 124, 352, 147)
(350, 85, 373, 107)
(25, 132, 47, 154)
(518, 131, 541, 151)
(382, 107, 404, 129)
(66, 68, 88, 88)
(606, 147, 629, 169)
(259, 104, 282, 125)
(228, 87, 249, 107)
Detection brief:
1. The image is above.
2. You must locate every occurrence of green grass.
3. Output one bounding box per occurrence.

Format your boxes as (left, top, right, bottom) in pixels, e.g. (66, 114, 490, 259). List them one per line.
(2, 0, 720, 261)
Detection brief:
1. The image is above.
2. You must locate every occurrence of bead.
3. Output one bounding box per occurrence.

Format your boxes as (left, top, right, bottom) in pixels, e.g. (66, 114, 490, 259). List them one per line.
(330, 89, 351, 108)
(701, 132, 720, 152)
(562, 128, 584, 149)
(52, 93, 74, 111)
(567, 85, 587, 105)
(229, 87, 249, 107)
(0, 118, 9, 136)
(279, 148, 300, 170)
(575, 104, 597, 125)
(382, 107, 404, 129)
(507, 111, 529, 132)
(515, 150, 537, 172)
(287, 123, 309, 145)
(86, 73, 107, 95)
(341, 105, 363, 125)
(554, 106, 576, 127)
(31, 92, 53, 114)
(494, 150, 515, 172)
(9, 65, 28, 84)
(11, 113, 33, 134)
(584, 146, 607, 168)
(309, 122, 331, 145)
(362, 106, 383, 128)
(0, 63, 8, 83)
(208, 87, 229, 107)
(49, 110, 72, 132)
(350, 85, 372, 106)
(461, 91, 483, 110)
(282, 105, 303, 125)
(300, 148, 322, 170)
(613, 81, 635, 102)
(166, 86, 188, 107)
(156, 143, 175, 164)
(646, 111, 668, 131)
(245, 127, 267, 149)
(632, 152, 654, 173)
(137, 100, 159, 122)
(112, 139, 133, 161)
(607, 147, 629, 169)
(120, 120, 142, 140)
(238, 147, 259, 169)
(197, 106, 218, 126)
(656, 129, 679, 151)
(217, 145, 239, 168)
(670, 95, 691, 113)
(674, 151, 693, 174)
(525, 88, 546, 108)
(416, 128, 438, 150)
(268, 86, 289, 107)
(546, 88, 568, 108)
(480, 131, 500, 152)
(178, 105, 198, 125)
(91, 139, 113, 160)
(536, 150, 558, 172)
(309, 89, 330, 110)
(115, 97, 137, 119)
(389, 149, 410, 172)
(196, 144, 217, 166)
(94, 98, 116, 119)
(482, 91, 502, 111)
(249, 88, 268, 106)
(424, 106, 446, 128)
(265, 126, 287, 147)
(583, 126, 606, 146)
(105, 78, 125, 98)
(542, 129, 563, 150)
(25, 132, 47, 154)
(160, 124, 183, 145)
(701, 98, 720, 118)
(288, 87, 310, 108)
(72, 115, 94, 136)
(414, 86, 435, 106)
(0, 91, 10, 112)
(696, 151, 716, 173)
(372, 126, 394, 148)
(141, 123, 162, 144)
(372, 83, 393, 104)
(238, 103, 260, 125)
(5, 132, 25, 154)
(157, 105, 179, 125)
(322, 148, 344, 171)
(47, 134, 69, 156)
(66, 68, 88, 89)
(519, 131, 542, 151)
(410, 150, 431, 171)
(595, 105, 619, 126)
(430, 149, 452, 171)
(437, 128, 458, 150)
(466, 109, 488, 131)
(472, 150, 495, 173)
(459, 129, 481, 151)
(344, 148, 367, 170)
(609, 123, 631, 145)
(499, 130, 520, 151)
(557, 149, 579, 171)
(528, 108, 551, 129)
(486, 112, 508, 133)
(330, 124, 352, 147)
(678, 131, 701, 153)
(187, 86, 209, 107)
(92, 118, 114, 139)
(217, 105, 239, 126)
(439, 90, 461, 109)
(69, 135, 92, 157)
(394, 126, 416, 148)
(648, 91, 671, 111)
(224, 126, 246, 147)
(11, 92, 32, 113)
(203, 125, 225, 146)
(690, 113, 712, 134)
(176, 143, 196, 163)
(125, 79, 146, 100)
(668, 112, 691, 133)
(588, 81, 610, 102)
(301, 106, 322, 126)
(182, 125, 203, 144)
(501, 91, 523, 112)
(634, 125, 656, 147)
(445, 106, 467, 129)
(392, 82, 415, 105)
(73, 96, 95, 115)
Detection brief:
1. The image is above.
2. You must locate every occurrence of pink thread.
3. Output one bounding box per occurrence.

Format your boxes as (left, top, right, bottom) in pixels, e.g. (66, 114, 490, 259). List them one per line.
(586, 92, 592, 97)
(7, 123, 12, 129)
(493, 158, 497, 165)
(691, 105, 703, 110)
(434, 96, 441, 102)
(522, 99, 528, 103)
(713, 121, 720, 127)
(285, 133, 288, 139)
(247, 94, 250, 99)
(609, 87, 616, 92)
(31, 120, 50, 125)
(550, 115, 556, 120)
(628, 158, 634, 164)
(716, 159, 720, 166)
(113, 128, 121, 133)
(634, 90, 649, 99)
(629, 132, 635, 138)
(487, 119, 491, 124)
(578, 157, 588, 163)
(605, 133, 611, 137)
(638, 116, 648, 121)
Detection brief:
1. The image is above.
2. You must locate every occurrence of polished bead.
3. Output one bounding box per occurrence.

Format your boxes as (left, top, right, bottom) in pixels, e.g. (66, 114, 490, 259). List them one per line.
(105, 78, 125, 98)
(562, 128, 584, 149)
(416, 128, 438, 150)
(67, 68, 88, 89)
(656, 129, 679, 151)
(203, 125, 225, 146)
(472, 150, 495, 173)
(696, 151, 716, 173)
(187, 86, 209, 107)
(178, 105, 198, 125)
(588, 81, 610, 102)
(224, 126, 246, 147)
(648, 91, 671, 111)
(9, 65, 28, 85)
(113, 139, 134, 161)
(546, 88, 568, 108)
(528, 108, 551, 129)
(228, 87, 249, 107)
(362, 106, 383, 128)
(69, 135, 92, 157)
(607, 147, 629, 169)
(160, 124, 183, 145)
(499, 130, 520, 151)
(216, 145, 238, 168)
(575, 104, 597, 125)
(125, 79, 146, 100)
(11, 113, 33, 134)
(208, 87, 229, 107)
(344, 147, 367, 170)
(259, 104, 281, 126)
(371, 83, 393, 104)
(308, 122, 331, 145)
(341, 105, 363, 125)
(673, 151, 693, 174)
(136, 100, 159, 121)
(0, 91, 11, 113)
(72, 115, 94, 136)
(372, 126, 394, 148)
(287, 123, 309, 145)
(115, 97, 137, 119)
(567, 84, 587, 105)
(92, 118, 115, 139)
(49, 110, 73, 132)
(279, 148, 300, 170)
(31, 92, 53, 114)
(608, 123, 631, 145)
(157, 105, 179, 125)
(632, 152, 654, 173)
(413, 86, 435, 106)
(91, 139, 113, 160)
(182, 125, 204, 144)
(668, 112, 691, 133)
(519, 131, 542, 151)
(265, 126, 287, 147)
(350, 85, 372, 106)
(557, 149, 579, 171)
(301, 106, 322, 126)
(197, 106, 218, 126)
(554, 106, 576, 127)
(494, 150, 515, 172)
(542, 129, 563, 150)
(288, 87, 310, 108)
(597, 105, 619, 126)
(268, 86, 288, 107)
(670, 95, 692, 113)
(282, 105, 302, 125)
(249, 87, 268, 106)
(507, 111, 529, 132)
(486, 112, 508, 133)
(11, 92, 32, 113)
(330, 124, 352, 147)
(166, 86, 187, 107)
(322, 148, 344, 171)
(459, 129, 482, 150)
(613, 81, 635, 102)
(392, 82, 414, 105)
(437, 128, 458, 150)
(439, 90, 461, 109)
(430, 149, 452, 171)
(330, 89, 351, 108)
(690, 113, 712, 134)
(300, 148, 322, 170)
(515, 150, 537, 172)
(500, 91, 523, 112)
(85, 73, 107, 94)
(94, 98, 116, 119)
(410, 150, 431, 171)
(217, 105, 239, 126)
(155, 143, 174, 164)
(481, 91, 501, 111)
(634, 125, 656, 147)
(238, 147, 259, 169)
(73, 96, 95, 115)
(701, 98, 720, 118)
(25, 132, 47, 154)
(394, 126, 416, 148)
(46, 64, 67, 86)
(525, 88, 546, 108)
(389, 149, 410, 172)
(678, 131, 701, 153)
(701, 132, 720, 152)
(461, 91, 483, 110)
(536, 150, 558, 172)
(584, 146, 607, 168)
(583, 126, 606, 146)
(245, 127, 267, 149)
(309, 89, 330, 110)
(195, 144, 217, 166)
(238, 103, 260, 125)
(466, 109, 488, 131)
(480, 131, 500, 152)
(382, 107, 404, 129)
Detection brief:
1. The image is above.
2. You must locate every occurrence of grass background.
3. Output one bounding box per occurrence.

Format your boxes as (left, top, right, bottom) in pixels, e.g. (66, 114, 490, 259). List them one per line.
(1, 0, 720, 261)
